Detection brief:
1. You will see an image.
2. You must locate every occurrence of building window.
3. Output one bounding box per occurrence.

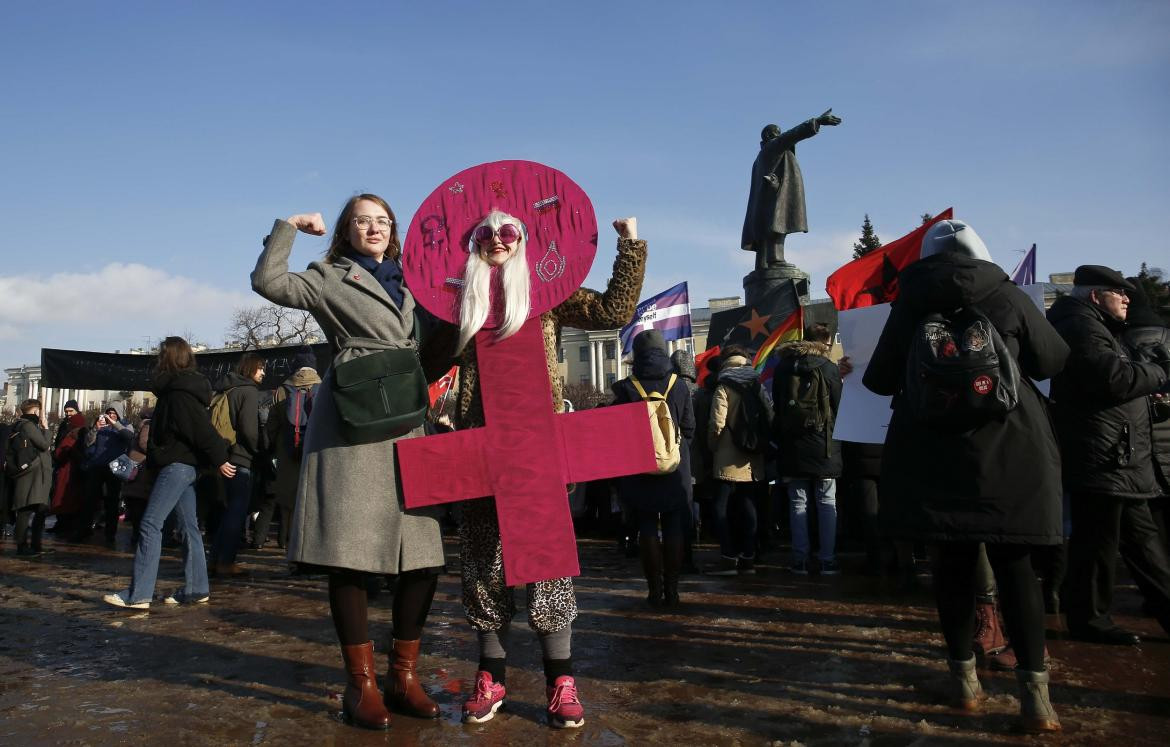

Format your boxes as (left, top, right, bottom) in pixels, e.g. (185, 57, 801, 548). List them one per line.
(606, 373, 616, 386)
(604, 341, 616, 360)
(558, 347, 565, 363)
(579, 375, 589, 385)
(579, 345, 590, 363)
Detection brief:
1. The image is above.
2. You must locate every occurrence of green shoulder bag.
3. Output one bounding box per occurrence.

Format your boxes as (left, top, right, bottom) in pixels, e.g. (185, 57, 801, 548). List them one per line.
(332, 317, 428, 443)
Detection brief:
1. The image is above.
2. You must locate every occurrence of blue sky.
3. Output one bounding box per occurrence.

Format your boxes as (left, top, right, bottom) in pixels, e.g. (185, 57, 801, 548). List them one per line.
(2, 0, 1168, 373)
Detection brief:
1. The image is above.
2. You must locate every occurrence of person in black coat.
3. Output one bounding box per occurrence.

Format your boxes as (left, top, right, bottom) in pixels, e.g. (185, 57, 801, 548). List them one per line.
(1047, 265, 1170, 646)
(104, 337, 235, 610)
(210, 353, 265, 576)
(1123, 279, 1170, 552)
(612, 330, 695, 606)
(773, 324, 844, 575)
(864, 220, 1068, 733)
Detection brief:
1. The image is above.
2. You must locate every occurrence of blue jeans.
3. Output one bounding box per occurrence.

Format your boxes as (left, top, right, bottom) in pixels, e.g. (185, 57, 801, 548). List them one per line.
(213, 467, 252, 566)
(787, 478, 837, 563)
(128, 463, 207, 603)
(712, 480, 758, 559)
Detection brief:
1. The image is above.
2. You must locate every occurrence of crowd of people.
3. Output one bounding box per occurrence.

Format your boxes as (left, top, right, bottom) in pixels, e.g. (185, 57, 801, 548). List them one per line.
(2, 206, 1168, 735)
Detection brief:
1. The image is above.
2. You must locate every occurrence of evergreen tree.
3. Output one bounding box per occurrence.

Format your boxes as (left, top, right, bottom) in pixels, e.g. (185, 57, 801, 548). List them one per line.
(920, 213, 934, 225)
(852, 214, 882, 259)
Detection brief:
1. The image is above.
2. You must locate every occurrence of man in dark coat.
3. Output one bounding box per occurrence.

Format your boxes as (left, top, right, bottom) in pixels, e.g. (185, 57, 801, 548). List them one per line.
(864, 220, 1068, 732)
(1047, 265, 1170, 645)
(613, 330, 695, 606)
(741, 109, 841, 271)
(1122, 280, 1170, 553)
(773, 324, 844, 575)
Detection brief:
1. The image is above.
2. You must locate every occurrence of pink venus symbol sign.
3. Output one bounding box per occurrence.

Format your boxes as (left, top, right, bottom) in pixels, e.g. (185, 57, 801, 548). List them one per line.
(397, 160, 657, 586)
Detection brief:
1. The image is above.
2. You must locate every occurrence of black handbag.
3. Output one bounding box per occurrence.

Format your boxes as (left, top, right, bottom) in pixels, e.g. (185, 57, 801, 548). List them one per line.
(331, 324, 428, 443)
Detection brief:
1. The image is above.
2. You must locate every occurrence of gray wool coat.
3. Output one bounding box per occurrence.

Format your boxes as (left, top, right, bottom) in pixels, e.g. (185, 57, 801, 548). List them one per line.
(251, 219, 444, 574)
(11, 419, 52, 510)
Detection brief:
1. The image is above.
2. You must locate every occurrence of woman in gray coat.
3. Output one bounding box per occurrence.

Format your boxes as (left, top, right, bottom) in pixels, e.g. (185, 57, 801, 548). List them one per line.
(10, 399, 52, 555)
(251, 194, 445, 731)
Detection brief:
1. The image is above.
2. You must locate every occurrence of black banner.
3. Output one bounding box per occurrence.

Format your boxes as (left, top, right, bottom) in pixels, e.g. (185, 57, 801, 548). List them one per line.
(40, 344, 333, 392)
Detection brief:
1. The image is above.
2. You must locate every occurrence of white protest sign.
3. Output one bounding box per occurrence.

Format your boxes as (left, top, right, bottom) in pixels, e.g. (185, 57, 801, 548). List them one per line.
(834, 303, 893, 444)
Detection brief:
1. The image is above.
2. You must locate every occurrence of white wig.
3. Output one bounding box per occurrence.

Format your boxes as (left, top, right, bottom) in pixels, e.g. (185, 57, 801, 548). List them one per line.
(456, 210, 532, 353)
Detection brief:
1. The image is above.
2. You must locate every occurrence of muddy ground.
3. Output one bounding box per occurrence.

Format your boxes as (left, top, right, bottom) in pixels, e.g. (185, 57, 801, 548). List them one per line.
(1, 530, 1167, 746)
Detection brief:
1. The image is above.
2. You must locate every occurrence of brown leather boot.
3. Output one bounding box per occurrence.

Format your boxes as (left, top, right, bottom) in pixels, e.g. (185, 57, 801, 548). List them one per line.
(973, 599, 1009, 667)
(384, 639, 439, 718)
(340, 641, 391, 730)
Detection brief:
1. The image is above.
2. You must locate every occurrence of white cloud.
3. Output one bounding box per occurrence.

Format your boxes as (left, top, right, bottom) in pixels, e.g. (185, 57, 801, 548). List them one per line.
(0, 263, 253, 367)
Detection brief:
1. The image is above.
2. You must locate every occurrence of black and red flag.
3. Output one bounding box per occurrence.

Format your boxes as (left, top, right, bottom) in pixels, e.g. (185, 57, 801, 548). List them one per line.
(825, 208, 953, 310)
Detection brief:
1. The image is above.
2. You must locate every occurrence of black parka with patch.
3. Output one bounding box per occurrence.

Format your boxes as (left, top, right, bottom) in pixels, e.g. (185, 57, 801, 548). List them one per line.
(863, 254, 1069, 544)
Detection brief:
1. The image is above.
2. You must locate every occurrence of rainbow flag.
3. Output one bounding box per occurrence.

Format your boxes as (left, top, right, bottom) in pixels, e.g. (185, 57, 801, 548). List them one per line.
(752, 305, 804, 385)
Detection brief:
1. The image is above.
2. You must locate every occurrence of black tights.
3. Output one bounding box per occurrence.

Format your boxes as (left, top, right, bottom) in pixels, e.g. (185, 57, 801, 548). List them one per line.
(328, 569, 439, 646)
(636, 507, 688, 541)
(933, 542, 1047, 671)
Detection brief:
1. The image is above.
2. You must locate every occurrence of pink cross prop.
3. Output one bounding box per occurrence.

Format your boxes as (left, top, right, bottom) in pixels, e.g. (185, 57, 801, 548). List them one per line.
(397, 319, 656, 586)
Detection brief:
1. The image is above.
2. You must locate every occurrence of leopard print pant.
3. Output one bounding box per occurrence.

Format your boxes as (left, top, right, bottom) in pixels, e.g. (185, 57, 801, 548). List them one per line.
(459, 497, 577, 633)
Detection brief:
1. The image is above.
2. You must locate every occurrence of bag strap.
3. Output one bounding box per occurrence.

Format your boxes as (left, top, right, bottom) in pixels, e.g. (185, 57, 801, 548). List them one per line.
(631, 375, 672, 401)
(663, 373, 677, 397)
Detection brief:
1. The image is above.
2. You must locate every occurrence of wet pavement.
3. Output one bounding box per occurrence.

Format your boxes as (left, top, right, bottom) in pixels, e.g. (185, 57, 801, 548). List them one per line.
(1, 532, 1168, 746)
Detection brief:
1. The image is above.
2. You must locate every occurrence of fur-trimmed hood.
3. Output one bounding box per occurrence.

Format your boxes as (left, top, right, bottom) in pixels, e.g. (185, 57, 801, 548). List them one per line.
(776, 340, 831, 360)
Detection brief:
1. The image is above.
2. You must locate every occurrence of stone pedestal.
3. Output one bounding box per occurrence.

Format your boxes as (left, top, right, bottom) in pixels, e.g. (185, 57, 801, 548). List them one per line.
(743, 263, 811, 308)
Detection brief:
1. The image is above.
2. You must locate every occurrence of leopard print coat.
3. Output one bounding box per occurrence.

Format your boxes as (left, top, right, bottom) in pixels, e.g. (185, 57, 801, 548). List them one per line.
(452, 236, 646, 633)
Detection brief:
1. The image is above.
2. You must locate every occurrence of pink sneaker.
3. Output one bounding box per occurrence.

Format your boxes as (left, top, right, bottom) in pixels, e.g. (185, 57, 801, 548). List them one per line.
(462, 671, 506, 724)
(546, 675, 585, 728)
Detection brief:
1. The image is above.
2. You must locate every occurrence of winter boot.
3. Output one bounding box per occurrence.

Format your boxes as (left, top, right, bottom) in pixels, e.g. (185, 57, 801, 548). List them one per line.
(639, 534, 665, 607)
(340, 641, 391, 730)
(662, 536, 684, 606)
(947, 656, 985, 711)
(986, 644, 1018, 671)
(1014, 669, 1061, 733)
(384, 639, 439, 718)
(972, 599, 1009, 667)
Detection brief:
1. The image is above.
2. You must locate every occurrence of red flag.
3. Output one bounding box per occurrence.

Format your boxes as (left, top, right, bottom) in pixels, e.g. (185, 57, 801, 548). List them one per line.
(825, 208, 953, 311)
(428, 365, 458, 407)
(695, 346, 721, 388)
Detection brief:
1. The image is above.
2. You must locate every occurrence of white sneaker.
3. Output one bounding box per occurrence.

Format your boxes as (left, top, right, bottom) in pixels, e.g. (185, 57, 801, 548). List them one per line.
(103, 590, 150, 609)
(163, 590, 210, 605)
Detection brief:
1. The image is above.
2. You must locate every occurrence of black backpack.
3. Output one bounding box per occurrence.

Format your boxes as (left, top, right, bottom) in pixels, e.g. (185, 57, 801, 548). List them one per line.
(727, 379, 772, 454)
(774, 357, 834, 457)
(904, 306, 1021, 426)
(5, 425, 42, 478)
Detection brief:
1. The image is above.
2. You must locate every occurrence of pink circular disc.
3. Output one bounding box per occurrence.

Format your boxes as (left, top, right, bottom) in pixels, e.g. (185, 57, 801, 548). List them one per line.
(402, 160, 598, 324)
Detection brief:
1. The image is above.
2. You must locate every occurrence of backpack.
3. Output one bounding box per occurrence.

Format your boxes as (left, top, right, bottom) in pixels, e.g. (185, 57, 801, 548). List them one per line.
(630, 374, 682, 475)
(904, 306, 1021, 426)
(285, 383, 319, 460)
(5, 426, 42, 478)
(727, 379, 771, 454)
(774, 357, 833, 455)
(208, 388, 237, 446)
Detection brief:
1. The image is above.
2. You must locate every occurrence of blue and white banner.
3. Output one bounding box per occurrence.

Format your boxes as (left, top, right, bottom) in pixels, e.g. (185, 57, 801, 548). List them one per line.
(620, 282, 692, 355)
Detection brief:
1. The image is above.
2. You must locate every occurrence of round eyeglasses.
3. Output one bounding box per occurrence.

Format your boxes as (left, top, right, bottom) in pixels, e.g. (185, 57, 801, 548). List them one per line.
(473, 224, 522, 245)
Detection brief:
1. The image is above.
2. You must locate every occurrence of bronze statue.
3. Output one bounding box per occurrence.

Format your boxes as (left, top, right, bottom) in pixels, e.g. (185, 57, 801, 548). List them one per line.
(742, 109, 842, 270)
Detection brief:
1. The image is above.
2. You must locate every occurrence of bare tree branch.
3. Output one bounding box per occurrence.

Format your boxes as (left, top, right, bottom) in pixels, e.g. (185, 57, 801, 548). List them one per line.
(224, 304, 321, 349)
